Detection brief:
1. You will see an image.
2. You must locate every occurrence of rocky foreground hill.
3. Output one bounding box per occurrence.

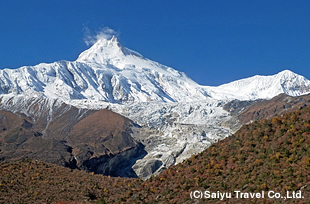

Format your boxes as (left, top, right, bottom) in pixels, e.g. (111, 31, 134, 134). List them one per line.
(1, 104, 309, 203)
(0, 99, 145, 177)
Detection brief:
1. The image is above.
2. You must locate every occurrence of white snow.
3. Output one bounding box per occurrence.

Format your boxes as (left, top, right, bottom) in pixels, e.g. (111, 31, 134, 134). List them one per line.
(204, 70, 310, 100)
(1, 37, 309, 105)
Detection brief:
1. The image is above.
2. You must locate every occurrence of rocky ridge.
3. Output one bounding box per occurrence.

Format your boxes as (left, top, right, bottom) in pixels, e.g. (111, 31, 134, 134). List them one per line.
(0, 97, 145, 177)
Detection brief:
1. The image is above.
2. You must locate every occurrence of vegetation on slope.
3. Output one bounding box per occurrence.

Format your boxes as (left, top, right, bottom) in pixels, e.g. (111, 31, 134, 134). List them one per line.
(141, 106, 310, 203)
(1, 106, 310, 203)
(0, 159, 143, 203)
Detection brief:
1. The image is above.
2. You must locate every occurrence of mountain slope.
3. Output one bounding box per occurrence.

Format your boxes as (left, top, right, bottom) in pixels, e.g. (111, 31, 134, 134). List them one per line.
(223, 93, 310, 132)
(1, 106, 309, 203)
(135, 105, 310, 203)
(0, 99, 145, 177)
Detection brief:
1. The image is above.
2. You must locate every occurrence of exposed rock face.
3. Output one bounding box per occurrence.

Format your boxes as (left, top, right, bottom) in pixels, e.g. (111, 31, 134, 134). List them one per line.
(223, 93, 310, 132)
(0, 110, 75, 166)
(0, 97, 146, 177)
(83, 143, 146, 177)
(237, 93, 310, 123)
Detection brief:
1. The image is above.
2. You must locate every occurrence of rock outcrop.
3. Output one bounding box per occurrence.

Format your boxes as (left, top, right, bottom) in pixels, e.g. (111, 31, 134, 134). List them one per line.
(0, 97, 146, 177)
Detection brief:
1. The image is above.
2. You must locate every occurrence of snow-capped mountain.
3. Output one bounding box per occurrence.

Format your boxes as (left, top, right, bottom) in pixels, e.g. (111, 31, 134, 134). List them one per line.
(0, 36, 210, 104)
(206, 70, 310, 100)
(1, 36, 310, 179)
(1, 36, 309, 104)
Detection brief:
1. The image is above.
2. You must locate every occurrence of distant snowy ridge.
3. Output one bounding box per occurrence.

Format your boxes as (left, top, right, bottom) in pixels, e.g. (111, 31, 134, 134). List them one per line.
(205, 70, 310, 101)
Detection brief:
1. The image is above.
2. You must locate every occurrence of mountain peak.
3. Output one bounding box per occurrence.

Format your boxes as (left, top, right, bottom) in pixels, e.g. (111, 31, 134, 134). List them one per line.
(76, 36, 123, 64)
(278, 69, 294, 74)
(110, 35, 118, 42)
(96, 35, 120, 46)
(76, 36, 144, 65)
(276, 69, 298, 78)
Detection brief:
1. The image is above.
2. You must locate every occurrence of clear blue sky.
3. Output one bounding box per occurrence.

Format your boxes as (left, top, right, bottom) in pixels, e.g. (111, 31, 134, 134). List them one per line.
(0, 0, 309, 85)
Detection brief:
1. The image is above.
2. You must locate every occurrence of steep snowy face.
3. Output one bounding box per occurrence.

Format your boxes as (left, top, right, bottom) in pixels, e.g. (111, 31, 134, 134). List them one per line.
(76, 36, 143, 65)
(0, 37, 210, 104)
(75, 36, 211, 103)
(206, 70, 310, 100)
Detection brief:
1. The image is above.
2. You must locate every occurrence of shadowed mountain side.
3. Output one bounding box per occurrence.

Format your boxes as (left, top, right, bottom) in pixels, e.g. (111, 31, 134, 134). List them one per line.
(223, 93, 310, 131)
(0, 110, 74, 167)
(238, 93, 310, 123)
(0, 103, 146, 177)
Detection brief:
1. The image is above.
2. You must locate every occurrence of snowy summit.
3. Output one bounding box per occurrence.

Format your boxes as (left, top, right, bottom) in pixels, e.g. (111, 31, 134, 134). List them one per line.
(77, 36, 143, 65)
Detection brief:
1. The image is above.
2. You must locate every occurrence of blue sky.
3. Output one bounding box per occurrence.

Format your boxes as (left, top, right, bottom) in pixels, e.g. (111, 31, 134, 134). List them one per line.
(0, 1, 309, 85)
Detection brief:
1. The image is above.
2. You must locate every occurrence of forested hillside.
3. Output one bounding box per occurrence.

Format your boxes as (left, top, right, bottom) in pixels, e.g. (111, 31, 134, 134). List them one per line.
(1, 106, 309, 203)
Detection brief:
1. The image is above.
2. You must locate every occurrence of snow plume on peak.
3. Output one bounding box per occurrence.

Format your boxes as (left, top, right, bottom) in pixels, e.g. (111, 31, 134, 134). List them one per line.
(83, 26, 119, 46)
(76, 34, 140, 64)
